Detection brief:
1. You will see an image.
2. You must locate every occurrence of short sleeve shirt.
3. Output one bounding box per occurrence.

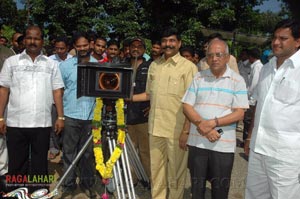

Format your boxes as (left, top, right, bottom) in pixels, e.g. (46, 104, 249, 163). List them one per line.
(0, 51, 64, 127)
(146, 53, 198, 139)
(182, 67, 248, 153)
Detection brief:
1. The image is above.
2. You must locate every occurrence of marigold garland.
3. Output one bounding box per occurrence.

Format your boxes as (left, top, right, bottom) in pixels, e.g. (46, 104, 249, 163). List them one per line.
(92, 98, 126, 179)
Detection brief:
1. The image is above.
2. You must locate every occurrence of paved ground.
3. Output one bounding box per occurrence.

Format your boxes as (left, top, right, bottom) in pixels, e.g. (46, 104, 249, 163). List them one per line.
(48, 131, 248, 199)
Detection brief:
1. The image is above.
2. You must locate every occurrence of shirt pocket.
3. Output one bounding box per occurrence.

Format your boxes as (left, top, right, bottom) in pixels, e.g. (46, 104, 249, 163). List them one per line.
(167, 75, 184, 96)
(274, 79, 299, 104)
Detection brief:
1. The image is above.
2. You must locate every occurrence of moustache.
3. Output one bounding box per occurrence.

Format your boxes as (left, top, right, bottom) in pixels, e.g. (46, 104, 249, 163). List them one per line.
(162, 46, 175, 50)
(77, 50, 90, 57)
(29, 44, 37, 48)
(131, 50, 139, 54)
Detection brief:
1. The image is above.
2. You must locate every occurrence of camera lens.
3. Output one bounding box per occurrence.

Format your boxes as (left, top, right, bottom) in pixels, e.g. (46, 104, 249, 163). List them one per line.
(99, 72, 120, 90)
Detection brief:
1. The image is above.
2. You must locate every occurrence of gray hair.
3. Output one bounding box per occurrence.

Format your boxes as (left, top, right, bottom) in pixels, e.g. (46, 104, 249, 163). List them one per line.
(207, 39, 229, 54)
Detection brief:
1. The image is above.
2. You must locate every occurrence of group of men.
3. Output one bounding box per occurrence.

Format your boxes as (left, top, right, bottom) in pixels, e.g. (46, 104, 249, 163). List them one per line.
(0, 18, 300, 199)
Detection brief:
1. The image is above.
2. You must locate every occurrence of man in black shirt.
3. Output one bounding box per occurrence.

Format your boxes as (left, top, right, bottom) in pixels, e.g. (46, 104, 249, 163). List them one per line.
(126, 37, 151, 186)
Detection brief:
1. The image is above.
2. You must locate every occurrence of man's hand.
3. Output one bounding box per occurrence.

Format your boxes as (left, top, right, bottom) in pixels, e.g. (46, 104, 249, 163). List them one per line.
(205, 129, 221, 142)
(179, 131, 189, 151)
(54, 119, 64, 134)
(196, 119, 216, 136)
(244, 139, 251, 156)
(0, 120, 6, 135)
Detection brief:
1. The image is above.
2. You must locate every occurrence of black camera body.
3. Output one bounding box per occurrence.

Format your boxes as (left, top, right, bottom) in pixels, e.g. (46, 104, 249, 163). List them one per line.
(77, 62, 133, 99)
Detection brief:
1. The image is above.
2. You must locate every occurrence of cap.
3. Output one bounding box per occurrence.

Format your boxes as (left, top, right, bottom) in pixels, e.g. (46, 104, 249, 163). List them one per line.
(130, 37, 146, 49)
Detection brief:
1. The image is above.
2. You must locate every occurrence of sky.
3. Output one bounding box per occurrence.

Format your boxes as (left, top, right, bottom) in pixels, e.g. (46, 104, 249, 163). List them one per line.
(254, 0, 282, 12)
(16, 0, 282, 12)
(16, 0, 24, 9)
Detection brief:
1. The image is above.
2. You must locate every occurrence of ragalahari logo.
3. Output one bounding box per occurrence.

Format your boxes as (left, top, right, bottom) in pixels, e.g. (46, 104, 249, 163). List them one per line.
(5, 175, 55, 187)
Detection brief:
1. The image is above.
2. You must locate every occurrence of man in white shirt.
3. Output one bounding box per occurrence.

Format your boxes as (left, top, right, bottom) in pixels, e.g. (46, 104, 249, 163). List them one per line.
(237, 49, 251, 87)
(241, 48, 263, 143)
(182, 39, 248, 199)
(245, 19, 300, 199)
(0, 25, 64, 193)
(247, 48, 263, 105)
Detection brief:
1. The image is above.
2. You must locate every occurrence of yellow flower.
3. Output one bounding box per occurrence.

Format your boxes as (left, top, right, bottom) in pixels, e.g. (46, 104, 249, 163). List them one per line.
(117, 129, 126, 144)
(92, 98, 126, 180)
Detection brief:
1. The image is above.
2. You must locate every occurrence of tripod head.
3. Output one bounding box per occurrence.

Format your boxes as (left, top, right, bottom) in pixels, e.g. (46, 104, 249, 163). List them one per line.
(101, 99, 118, 138)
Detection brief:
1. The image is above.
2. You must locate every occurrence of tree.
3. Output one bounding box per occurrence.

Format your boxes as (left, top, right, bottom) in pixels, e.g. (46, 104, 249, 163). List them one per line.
(27, 0, 108, 37)
(102, 0, 146, 41)
(7, 0, 290, 49)
(282, 0, 300, 19)
(0, 0, 18, 27)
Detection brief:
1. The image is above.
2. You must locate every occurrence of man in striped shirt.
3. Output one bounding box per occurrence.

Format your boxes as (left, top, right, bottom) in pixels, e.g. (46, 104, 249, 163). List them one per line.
(181, 39, 248, 199)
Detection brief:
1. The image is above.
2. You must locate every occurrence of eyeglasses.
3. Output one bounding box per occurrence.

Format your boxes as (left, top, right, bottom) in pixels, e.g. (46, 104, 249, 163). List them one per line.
(206, 52, 228, 58)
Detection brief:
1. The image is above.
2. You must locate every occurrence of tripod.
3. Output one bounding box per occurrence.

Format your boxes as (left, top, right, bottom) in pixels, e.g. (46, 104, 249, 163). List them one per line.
(100, 99, 136, 199)
(3, 98, 148, 199)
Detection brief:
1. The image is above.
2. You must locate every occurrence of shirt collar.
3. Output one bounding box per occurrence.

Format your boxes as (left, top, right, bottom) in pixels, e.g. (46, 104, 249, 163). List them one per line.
(252, 59, 261, 65)
(206, 65, 231, 78)
(269, 49, 300, 70)
(288, 49, 300, 68)
(161, 52, 181, 66)
(19, 50, 45, 61)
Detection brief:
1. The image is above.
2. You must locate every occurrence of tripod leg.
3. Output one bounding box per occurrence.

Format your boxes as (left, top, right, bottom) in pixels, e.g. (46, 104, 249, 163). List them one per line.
(126, 135, 150, 184)
(119, 146, 132, 198)
(123, 143, 136, 199)
(107, 137, 123, 198)
(126, 138, 142, 180)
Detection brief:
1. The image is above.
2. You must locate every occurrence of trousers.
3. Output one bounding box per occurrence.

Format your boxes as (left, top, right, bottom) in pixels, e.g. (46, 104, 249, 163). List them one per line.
(62, 117, 95, 190)
(150, 135, 188, 199)
(188, 146, 234, 199)
(6, 127, 51, 193)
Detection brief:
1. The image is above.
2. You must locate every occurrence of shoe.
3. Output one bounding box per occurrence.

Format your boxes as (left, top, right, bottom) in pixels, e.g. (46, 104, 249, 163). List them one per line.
(0, 174, 7, 192)
(60, 190, 74, 199)
(81, 187, 97, 199)
(60, 187, 75, 199)
(140, 180, 151, 190)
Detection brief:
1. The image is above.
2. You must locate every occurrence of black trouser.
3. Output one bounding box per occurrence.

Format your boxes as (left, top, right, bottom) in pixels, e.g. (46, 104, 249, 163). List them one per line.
(62, 117, 95, 190)
(188, 146, 234, 199)
(6, 127, 51, 193)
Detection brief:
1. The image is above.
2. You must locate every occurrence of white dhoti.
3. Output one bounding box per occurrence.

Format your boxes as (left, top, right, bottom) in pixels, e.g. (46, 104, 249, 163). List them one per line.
(246, 150, 300, 199)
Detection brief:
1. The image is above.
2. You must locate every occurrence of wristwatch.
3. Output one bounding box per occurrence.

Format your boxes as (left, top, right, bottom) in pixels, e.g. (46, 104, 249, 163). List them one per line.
(58, 116, 65, 121)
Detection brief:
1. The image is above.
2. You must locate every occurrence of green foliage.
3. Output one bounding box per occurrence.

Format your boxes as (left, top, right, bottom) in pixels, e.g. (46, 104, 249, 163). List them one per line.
(209, 8, 236, 28)
(104, 0, 142, 40)
(181, 18, 204, 47)
(1, 0, 291, 50)
(0, 25, 15, 46)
